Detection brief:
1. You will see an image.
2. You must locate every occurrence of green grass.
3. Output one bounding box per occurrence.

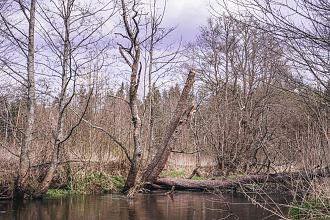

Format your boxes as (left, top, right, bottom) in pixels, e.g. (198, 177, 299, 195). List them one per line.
(45, 189, 71, 199)
(191, 175, 206, 180)
(45, 172, 125, 199)
(110, 175, 125, 191)
(72, 172, 124, 194)
(160, 169, 185, 178)
(289, 198, 330, 220)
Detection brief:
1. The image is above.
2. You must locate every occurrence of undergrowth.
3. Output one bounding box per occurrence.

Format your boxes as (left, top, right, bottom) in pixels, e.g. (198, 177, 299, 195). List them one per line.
(289, 198, 330, 220)
(45, 172, 124, 199)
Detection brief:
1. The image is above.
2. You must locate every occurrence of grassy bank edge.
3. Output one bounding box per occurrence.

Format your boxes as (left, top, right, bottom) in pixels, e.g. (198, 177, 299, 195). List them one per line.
(45, 173, 125, 199)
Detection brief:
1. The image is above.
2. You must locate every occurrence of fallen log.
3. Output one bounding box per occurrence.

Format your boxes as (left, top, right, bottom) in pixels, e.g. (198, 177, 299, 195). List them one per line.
(152, 167, 330, 191)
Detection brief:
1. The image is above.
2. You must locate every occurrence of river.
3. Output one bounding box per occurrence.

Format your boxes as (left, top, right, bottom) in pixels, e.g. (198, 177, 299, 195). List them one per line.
(0, 192, 289, 220)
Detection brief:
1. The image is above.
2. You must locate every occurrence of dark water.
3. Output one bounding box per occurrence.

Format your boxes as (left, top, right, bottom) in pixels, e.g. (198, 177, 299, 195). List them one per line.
(0, 192, 289, 220)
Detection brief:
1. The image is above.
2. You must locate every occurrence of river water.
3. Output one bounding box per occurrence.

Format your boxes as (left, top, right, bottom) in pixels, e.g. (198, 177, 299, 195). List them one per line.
(0, 192, 289, 220)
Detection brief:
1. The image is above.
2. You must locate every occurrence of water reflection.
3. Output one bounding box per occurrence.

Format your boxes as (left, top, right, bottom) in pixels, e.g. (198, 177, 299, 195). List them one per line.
(0, 192, 287, 220)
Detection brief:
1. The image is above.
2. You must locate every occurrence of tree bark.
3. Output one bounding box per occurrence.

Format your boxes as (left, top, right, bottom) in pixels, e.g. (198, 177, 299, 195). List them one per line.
(123, 75, 142, 191)
(142, 70, 196, 183)
(15, 0, 36, 200)
(120, 0, 143, 193)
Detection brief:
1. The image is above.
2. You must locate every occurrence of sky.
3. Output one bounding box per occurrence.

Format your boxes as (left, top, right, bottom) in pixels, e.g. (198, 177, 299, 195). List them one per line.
(163, 0, 214, 43)
(0, 0, 220, 94)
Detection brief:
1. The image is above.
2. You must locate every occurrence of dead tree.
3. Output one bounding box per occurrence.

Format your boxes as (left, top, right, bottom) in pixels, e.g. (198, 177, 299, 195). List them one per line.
(142, 70, 196, 183)
(153, 166, 330, 191)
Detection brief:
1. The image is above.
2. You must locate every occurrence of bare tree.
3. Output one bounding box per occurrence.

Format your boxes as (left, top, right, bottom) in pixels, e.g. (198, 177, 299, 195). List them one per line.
(117, 0, 143, 192)
(28, 0, 117, 197)
(0, 0, 37, 199)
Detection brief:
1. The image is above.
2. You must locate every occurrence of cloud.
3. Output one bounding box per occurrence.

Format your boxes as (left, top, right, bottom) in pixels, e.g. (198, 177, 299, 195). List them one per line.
(163, 0, 211, 42)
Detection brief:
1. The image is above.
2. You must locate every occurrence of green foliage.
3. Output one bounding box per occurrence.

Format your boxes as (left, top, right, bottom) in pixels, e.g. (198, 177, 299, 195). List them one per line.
(71, 172, 124, 194)
(160, 169, 185, 178)
(109, 175, 125, 191)
(45, 189, 71, 199)
(289, 198, 330, 220)
(45, 172, 125, 199)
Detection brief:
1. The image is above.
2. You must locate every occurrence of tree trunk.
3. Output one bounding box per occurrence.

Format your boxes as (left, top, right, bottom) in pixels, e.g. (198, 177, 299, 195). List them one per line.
(119, 0, 143, 194)
(123, 60, 142, 192)
(14, 0, 36, 200)
(142, 70, 196, 183)
(123, 96, 142, 191)
(34, 7, 70, 197)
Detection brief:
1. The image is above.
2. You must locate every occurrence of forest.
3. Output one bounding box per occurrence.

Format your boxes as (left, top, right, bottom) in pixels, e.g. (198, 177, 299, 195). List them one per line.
(0, 0, 329, 219)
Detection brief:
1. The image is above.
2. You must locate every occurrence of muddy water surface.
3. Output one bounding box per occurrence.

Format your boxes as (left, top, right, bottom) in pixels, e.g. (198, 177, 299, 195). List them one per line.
(0, 192, 289, 220)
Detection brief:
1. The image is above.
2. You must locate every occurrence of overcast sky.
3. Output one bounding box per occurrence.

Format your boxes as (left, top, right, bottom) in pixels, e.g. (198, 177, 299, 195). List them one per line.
(163, 0, 214, 43)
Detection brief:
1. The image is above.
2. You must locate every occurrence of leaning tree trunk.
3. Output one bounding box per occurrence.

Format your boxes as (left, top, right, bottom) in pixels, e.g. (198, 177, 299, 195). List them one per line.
(142, 70, 196, 183)
(14, 0, 36, 200)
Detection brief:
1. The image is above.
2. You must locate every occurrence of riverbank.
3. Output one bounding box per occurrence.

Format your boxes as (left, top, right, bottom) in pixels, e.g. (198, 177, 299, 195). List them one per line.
(1, 162, 330, 220)
(0, 171, 125, 200)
